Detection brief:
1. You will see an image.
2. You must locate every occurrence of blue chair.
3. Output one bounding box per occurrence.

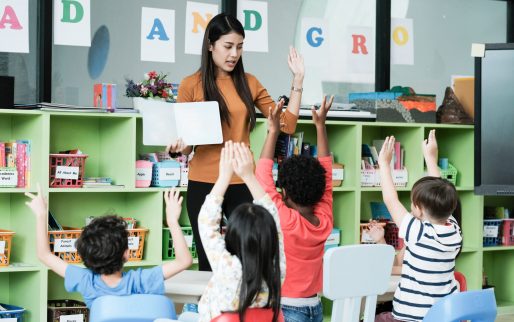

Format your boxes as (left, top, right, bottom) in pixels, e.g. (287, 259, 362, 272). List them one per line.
(89, 294, 177, 322)
(423, 288, 497, 322)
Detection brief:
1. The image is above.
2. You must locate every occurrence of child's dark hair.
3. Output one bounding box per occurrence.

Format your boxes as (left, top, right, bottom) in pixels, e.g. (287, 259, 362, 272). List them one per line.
(411, 176, 458, 221)
(76, 215, 128, 275)
(278, 155, 326, 206)
(225, 204, 281, 322)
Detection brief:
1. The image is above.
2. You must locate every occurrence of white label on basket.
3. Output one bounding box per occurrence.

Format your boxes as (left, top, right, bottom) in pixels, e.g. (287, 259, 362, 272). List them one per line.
(1, 318, 17, 322)
(184, 235, 193, 248)
(361, 230, 375, 243)
(54, 239, 77, 252)
(159, 168, 180, 180)
(0, 240, 5, 255)
(55, 166, 79, 180)
(136, 167, 152, 180)
(0, 168, 17, 186)
(484, 225, 499, 238)
(180, 168, 189, 187)
(59, 314, 84, 322)
(332, 168, 344, 180)
(128, 236, 139, 250)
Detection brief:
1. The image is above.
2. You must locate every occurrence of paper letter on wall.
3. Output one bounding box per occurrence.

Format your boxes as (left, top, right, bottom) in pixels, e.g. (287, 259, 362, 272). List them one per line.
(0, 0, 29, 53)
(391, 18, 414, 65)
(185, 1, 218, 55)
(237, 0, 268, 52)
(346, 26, 374, 75)
(54, 0, 91, 46)
(141, 7, 175, 63)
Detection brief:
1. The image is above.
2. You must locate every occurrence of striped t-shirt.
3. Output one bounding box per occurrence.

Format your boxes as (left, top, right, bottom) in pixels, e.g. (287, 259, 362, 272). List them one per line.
(392, 213, 462, 321)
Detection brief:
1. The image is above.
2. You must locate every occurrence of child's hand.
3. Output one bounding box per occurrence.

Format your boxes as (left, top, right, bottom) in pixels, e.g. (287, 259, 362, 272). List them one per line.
(287, 46, 304, 79)
(368, 222, 386, 244)
(312, 95, 334, 127)
(267, 100, 284, 134)
(164, 188, 183, 225)
(25, 183, 47, 218)
(232, 142, 254, 181)
(422, 129, 438, 165)
(219, 141, 235, 183)
(378, 136, 395, 168)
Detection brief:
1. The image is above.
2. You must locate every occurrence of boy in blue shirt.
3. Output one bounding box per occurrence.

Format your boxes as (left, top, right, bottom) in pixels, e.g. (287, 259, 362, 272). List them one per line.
(26, 186, 192, 307)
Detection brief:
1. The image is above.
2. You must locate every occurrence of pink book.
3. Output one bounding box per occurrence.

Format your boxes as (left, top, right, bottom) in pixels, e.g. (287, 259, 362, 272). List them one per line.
(0, 142, 5, 167)
(16, 143, 26, 187)
(394, 141, 401, 170)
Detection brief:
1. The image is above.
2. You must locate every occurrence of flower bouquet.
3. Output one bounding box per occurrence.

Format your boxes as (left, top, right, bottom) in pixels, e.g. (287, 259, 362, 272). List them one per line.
(125, 71, 177, 102)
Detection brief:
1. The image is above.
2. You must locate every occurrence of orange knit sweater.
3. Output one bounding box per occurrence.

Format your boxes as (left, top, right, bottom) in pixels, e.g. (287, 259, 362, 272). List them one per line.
(177, 71, 298, 184)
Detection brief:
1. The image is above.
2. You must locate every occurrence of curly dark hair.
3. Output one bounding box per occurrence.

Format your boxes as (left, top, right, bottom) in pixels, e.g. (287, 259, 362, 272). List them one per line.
(277, 155, 326, 207)
(76, 215, 128, 275)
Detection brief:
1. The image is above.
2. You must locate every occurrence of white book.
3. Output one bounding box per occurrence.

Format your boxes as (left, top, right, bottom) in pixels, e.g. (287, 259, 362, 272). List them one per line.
(137, 100, 223, 146)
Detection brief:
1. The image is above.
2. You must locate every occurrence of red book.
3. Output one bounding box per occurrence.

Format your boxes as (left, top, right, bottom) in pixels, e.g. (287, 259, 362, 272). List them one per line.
(16, 143, 26, 187)
(0, 142, 5, 167)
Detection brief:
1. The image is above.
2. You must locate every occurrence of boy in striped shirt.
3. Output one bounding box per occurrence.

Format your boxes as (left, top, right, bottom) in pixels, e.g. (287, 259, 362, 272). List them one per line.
(375, 130, 462, 322)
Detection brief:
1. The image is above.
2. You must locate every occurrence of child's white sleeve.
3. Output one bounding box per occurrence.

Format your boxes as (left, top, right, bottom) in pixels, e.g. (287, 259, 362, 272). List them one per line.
(399, 213, 424, 244)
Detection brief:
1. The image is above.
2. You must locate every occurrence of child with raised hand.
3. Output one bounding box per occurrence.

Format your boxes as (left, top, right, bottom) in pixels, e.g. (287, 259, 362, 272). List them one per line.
(255, 95, 334, 322)
(197, 141, 285, 322)
(25, 185, 192, 308)
(375, 130, 462, 322)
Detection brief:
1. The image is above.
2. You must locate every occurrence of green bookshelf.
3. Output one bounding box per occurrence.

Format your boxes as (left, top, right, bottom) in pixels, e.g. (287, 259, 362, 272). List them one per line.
(0, 110, 513, 320)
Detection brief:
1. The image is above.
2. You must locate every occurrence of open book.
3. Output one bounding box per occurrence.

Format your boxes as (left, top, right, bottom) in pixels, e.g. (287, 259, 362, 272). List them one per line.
(138, 101, 223, 146)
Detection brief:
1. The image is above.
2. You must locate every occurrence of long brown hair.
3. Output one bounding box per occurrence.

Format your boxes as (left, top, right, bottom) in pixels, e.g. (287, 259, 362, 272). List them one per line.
(200, 13, 256, 131)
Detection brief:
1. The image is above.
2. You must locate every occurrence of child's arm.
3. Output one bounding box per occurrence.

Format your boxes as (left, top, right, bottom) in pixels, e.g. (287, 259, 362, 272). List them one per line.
(162, 188, 193, 280)
(197, 141, 235, 271)
(312, 95, 334, 158)
(232, 142, 286, 282)
(423, 129, 440, 177)
(378, 136, 409, 228)
(391, 247, 405, 275)
(25, 184, 68, 277)
(260, 100, 284, 161)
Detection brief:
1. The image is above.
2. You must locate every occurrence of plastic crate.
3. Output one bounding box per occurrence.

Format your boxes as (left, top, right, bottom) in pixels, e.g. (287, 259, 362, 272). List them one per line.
(503, 219, 514, 246)
(0, 303, 25, 321)
(0, 229, 15, 266)
(483, 219, 503, 247)
(440, 163, 458, 185)
(48, 300, 89, 322)
(162, 227, 197, 260)
(49, 154, 88, 188)
(48, 228, 83, 263)
(385, 222, 404, 250)
(370, 202, 392, 221)
(151, 160, 180, 187)
(127, 228, 149, 261)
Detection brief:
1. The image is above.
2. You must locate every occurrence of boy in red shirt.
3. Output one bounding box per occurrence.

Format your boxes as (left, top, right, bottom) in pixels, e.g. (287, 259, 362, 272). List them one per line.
(255, 96, 334, 322)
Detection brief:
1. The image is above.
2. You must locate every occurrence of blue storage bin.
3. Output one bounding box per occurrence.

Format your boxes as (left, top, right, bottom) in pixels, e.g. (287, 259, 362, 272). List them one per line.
(483, 219, 503, 247)
(370, 202, 392, 220)
(0, 303, 25, 321)
(151, 160, 180, 187)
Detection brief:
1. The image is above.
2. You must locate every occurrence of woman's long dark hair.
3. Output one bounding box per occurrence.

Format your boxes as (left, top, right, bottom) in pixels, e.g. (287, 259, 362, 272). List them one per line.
(200, 13, 257, 131)
(225, 203, 281, 322)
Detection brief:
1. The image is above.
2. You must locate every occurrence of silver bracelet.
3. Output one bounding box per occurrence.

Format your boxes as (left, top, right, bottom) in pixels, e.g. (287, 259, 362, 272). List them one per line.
(291, 86, 303, 93)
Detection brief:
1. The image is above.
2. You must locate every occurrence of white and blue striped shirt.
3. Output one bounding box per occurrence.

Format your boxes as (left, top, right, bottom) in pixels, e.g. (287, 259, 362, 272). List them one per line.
(392, 213, 462, 322)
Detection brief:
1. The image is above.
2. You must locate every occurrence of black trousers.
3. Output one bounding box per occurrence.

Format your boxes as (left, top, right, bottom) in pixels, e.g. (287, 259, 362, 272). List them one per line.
(186, 180, 253, 271)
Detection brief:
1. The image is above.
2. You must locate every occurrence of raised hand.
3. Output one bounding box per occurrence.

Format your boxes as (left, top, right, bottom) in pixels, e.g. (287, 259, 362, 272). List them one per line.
(232, 142, 255, 181)
(287, 46, 305, 79)
(422, 129, 438, 166)
(268, 99, 284, 134)
(312, 95, 334, 127)
(25, 183, 47, 218)
(219, 141, 235, 184)
(378, 136, 395, 168)
(164, 188, 183, 225)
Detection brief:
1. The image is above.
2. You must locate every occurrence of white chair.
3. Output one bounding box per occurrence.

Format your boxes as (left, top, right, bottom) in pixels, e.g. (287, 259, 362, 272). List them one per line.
(323, 244, 395, 322)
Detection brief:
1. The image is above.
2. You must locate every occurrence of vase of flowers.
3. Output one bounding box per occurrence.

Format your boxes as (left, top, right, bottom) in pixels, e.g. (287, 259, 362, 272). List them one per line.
(125, 71, 177, 109)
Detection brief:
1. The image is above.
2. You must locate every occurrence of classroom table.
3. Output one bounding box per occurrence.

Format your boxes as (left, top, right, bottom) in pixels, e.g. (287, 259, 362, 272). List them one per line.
(165, 270, 401, 304)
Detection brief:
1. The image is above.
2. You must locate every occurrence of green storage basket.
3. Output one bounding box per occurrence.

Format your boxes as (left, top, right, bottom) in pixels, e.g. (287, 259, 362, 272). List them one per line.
(162, 226, 197, 260)
(440, 163, 458, 185)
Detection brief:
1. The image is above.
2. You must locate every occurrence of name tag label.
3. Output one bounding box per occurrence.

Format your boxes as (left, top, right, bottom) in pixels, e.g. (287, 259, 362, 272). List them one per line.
(128, 236, 140, 250)
(55, 166, 79, 180)
(159, 168, 180, 180)
(136, 167, 152, 180)
(332, 168, 344, 180)
(0, 241, 5, 254)
(0, 168, 17, 186)
(54, 239, 77, 252)
(60, 314, 84, 322)
(484, 225, 499, 238)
